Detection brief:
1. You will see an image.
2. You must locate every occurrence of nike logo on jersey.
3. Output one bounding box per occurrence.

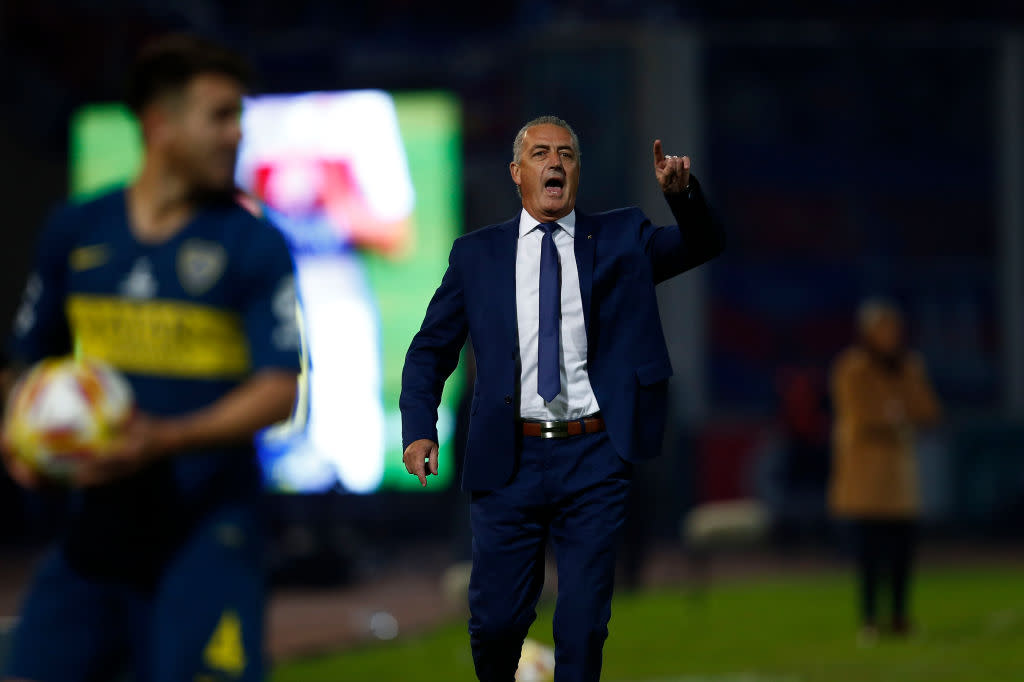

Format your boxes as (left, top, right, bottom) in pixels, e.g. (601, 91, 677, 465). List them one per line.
(69, 244, 110, 271)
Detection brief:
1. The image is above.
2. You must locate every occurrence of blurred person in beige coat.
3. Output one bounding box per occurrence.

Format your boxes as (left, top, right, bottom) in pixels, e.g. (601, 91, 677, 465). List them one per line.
(829, 299, 942, 641)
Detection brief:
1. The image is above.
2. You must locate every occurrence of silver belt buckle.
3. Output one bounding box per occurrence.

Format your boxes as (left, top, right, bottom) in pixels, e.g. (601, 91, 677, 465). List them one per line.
(538, 420, 570, 439)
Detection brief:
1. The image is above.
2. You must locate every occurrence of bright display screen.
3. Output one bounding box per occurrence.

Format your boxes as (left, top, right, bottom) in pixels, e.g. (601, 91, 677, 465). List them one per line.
(69, 90, 462, 493)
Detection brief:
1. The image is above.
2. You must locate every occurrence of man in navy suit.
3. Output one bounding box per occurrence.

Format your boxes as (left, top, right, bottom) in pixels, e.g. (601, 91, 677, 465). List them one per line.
(401, 115, 725, 681)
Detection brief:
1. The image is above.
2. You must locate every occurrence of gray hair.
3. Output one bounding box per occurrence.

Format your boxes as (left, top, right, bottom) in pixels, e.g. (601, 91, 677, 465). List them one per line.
(857, 298, 902, 333)
(511, 115, 581, 164)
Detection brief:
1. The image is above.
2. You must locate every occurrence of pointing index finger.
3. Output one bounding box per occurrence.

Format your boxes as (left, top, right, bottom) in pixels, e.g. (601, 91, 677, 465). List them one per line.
(653, 139, 665, 165)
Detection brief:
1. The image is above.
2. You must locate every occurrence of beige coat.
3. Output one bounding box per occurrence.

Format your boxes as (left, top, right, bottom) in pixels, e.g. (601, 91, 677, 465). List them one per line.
(828, 347, 942, 519)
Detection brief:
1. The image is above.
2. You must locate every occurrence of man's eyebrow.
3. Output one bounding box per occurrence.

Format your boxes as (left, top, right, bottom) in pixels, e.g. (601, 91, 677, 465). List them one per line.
(528, 143, 574, 155)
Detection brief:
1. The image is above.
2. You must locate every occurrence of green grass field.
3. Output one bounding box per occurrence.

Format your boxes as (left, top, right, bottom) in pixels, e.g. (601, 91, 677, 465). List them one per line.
(272, 564, 1024, 682)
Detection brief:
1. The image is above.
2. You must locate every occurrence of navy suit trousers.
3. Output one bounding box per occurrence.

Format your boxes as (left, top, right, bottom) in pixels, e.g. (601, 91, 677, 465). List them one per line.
(467, 430, 632, 682)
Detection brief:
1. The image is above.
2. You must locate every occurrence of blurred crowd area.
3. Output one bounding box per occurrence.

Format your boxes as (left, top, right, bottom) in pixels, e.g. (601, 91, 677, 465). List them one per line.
(2, 2, 1024, 569)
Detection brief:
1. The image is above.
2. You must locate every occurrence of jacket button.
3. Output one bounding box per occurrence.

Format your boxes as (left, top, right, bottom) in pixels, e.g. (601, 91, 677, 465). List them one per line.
(504, 395, 512, 405)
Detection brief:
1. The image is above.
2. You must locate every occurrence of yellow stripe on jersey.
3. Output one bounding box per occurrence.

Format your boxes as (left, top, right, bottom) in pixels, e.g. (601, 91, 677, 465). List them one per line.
(67, 295, 251, 379)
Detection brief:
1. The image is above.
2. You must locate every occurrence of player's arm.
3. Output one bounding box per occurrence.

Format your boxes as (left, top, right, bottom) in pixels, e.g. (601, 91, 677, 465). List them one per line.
(0, 350, 19, 401)
(120, 370, 296, 455)
(7, 207, 75, 365)
(2, 206, 76, 488)
(399, 240, 468, 486)
(74, 371, 297, 488)
(642, 140, 726, 283)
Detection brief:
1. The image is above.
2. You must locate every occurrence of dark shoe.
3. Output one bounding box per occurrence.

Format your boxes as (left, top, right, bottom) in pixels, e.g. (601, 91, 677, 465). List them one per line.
(891, 618, 913, 637)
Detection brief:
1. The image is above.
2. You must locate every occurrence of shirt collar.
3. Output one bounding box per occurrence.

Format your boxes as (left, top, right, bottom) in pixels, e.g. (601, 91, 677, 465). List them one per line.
(518, 208, 576, 239)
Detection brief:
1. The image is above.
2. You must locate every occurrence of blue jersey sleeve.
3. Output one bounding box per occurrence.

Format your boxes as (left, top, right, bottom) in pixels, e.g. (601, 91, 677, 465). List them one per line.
(236, 219, 302, 374)
(8, 204, 75, 365)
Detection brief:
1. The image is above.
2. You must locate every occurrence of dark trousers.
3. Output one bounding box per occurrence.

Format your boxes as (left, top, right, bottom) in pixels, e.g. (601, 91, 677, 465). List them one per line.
(853, 519, 916, 628)
(468, 431, 632, 682)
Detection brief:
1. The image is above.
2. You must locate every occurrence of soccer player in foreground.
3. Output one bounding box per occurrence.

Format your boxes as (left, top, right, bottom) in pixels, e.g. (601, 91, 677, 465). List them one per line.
(1, 34, 299, 682)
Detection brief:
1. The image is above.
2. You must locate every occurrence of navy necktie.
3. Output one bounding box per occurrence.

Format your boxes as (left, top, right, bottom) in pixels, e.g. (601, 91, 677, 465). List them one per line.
(537, 222, 561, 403)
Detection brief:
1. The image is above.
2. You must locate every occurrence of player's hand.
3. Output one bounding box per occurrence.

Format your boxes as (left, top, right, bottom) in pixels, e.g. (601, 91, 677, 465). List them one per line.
(0, 436, 45, 489)
(653, 139, 691, 194)
(72, 413, 178, 488)
(0, 368, 42, 489)
(402, 438, 438, 487)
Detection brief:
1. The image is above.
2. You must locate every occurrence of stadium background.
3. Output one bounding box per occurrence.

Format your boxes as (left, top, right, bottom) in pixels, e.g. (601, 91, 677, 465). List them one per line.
(0, 2, 1022, 680)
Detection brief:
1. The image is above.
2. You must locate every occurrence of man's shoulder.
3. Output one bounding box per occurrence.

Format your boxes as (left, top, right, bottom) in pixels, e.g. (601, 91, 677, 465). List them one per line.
(180, 203, 294, 292)
(904, 350, 928, 374)
(236, 209, 288, 249)
(200, 200, 290, 252)
(68, 188, 123, 211)
(204, 197, 275, 231)
(583, 205, 646, 224)
(40, 189, 124, 246)
(54, 188, 123, 223)
(832, 346, 872, 376)
(453, 218, 517, 246)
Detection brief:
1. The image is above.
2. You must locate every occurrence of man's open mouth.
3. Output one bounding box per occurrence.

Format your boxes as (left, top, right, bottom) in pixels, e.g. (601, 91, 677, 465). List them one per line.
(544, 177, 565, 196)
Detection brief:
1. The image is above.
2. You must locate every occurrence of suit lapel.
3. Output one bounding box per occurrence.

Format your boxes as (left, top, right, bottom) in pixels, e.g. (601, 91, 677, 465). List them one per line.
(494, 218, 520, 353)
(574, 212, 596, 334)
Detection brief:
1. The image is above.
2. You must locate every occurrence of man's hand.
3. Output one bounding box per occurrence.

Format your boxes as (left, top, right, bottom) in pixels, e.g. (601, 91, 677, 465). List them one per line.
(653, 139, 691, 194)
(1, 439, 45, 489)
(71, 412, 179, 488)
(0, 368, 43, 489)
(402, 438, 438, 487)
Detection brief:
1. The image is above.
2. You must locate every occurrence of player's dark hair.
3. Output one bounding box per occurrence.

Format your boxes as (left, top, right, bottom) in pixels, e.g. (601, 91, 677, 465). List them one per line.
(125, 34, 252, 115)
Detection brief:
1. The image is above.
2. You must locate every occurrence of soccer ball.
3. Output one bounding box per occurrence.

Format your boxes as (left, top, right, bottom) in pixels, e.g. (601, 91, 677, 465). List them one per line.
(516, 638, 555, 682)
(3, 356, 134, 480)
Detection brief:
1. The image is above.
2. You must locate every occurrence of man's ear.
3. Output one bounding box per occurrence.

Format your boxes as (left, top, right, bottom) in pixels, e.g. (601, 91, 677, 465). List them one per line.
(509, 161, 522, 188)
(141, 95, 183, 148)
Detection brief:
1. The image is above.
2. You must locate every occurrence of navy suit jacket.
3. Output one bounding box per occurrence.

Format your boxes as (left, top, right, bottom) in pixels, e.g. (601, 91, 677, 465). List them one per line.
(401, 178, 725, 491)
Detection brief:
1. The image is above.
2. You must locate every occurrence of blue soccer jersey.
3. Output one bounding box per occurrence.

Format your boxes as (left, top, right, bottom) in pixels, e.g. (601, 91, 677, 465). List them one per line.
(9, 188, 300, 579)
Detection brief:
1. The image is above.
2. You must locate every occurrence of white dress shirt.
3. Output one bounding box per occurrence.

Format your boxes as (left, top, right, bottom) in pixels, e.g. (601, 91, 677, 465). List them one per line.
(516, 209, 601, 420)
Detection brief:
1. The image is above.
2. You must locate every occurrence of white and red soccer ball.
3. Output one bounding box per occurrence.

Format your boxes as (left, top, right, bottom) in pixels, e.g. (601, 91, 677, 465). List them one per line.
(517, 638, 555, 682)
(3, 356, 134, 480)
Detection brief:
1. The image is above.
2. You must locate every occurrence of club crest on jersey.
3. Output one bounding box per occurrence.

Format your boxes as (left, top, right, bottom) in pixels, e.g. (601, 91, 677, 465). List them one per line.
(178, 239, 227, 296)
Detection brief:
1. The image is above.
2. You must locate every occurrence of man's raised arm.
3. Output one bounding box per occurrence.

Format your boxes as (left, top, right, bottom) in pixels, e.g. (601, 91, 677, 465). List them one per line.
(645, 139, 726, 282)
